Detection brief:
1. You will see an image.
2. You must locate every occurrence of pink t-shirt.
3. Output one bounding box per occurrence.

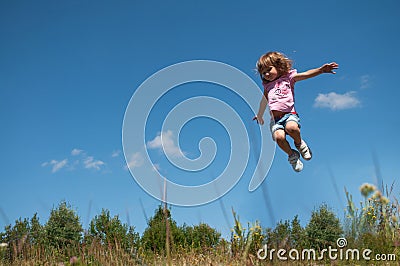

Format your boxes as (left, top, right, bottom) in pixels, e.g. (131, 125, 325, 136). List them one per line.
(263, 69, 297, 113)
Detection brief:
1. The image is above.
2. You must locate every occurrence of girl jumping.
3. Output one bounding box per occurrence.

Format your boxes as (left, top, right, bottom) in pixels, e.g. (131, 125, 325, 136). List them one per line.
(253, 51, 338, 172)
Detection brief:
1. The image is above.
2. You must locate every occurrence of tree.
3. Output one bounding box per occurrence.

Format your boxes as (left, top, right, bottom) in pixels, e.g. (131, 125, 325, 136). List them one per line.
(267, 220, 291, 249)
(305, 204, 343, 251)
(44, 201, 83, 250)
(1, 218, 30, 261)
(141, 205, 182, 253)
(29, 213, 44, 246)
(290, 215, 305, 249)
(181, 223, 221, 251)
(0, 214, 43, 262)
(265, 216, 306, 251)
(87, 209, 139, 251)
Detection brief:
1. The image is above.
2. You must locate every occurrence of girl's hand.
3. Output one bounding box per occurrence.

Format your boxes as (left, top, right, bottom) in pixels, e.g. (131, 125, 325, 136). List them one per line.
(253, 116, 264, 125)
(320, 62, 339, 74)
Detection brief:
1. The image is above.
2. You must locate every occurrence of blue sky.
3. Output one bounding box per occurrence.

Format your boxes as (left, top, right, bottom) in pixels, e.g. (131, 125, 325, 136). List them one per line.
(1, 0, 400, 239)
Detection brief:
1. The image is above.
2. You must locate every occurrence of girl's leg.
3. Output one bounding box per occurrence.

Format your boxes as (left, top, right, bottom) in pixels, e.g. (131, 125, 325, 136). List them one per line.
(273, 129, 294, 155)
(274, 128, 303, 172)
(285, 120, 312, 160)
(285, 121, 302, 146)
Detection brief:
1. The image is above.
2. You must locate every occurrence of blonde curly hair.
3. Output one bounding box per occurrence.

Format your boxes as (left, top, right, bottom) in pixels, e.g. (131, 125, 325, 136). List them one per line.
(256, 51, 293, 82)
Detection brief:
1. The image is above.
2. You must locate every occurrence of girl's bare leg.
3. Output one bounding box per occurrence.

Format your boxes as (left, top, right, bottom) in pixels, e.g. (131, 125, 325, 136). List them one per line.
(273, 129, 294, 155)
(285, 121, 302, 146)
(274, 127, 304, 172)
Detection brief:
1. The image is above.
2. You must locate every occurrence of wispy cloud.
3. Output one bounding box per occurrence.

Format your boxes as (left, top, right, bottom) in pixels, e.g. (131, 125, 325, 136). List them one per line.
(360, 75, 371, 89)
(42, 148, 106, 173)
(125, 152, 144, 170)
(314, 91, 361, 110)
(42, 159, 68, 173)
(111, 150, 121, 158)
(71, 148, 84, 156)
(147, 130, 185, 158)
(83, 156, 105, 170)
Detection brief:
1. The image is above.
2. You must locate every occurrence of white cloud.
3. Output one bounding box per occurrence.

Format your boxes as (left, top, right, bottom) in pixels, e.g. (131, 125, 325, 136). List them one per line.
(112, 150, 121, 158)
(43, 148, 107, 173)
(53, 159, 68, 173)
(71, 148, 84, 156)
(83, 156, 105, 170)
(42, 159, 68, 173)
(126, 152, 144, 170)
(147, 130, 185, 158)
(314, 91, 361, 110)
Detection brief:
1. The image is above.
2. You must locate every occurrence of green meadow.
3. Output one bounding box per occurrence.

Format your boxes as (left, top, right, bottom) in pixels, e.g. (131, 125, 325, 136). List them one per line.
(1, 182, 399, 265)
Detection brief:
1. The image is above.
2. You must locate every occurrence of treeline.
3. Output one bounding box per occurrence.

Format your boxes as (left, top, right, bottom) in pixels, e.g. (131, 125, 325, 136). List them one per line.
(0, 202, 224, 265)
(0, 183, 399, 265)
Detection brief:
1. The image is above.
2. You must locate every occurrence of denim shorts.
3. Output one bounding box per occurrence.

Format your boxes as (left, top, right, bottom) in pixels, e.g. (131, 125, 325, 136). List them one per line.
(270, 113, 301, 134)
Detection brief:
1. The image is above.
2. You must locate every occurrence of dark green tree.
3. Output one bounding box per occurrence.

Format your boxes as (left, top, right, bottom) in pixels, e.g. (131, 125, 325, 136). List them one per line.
(290, 215, 305, 249)
(141, 205, 182, 253)
(87, 209, 139, 251)
(267, 220, 291, 249)
(1, 218, 30, 261)
(181, 223, 221, 251)
(29, 213, 43, 245)
(0, 214, 44, 262)
(44, 201, 83, 250)
(305, 204, 343, 251)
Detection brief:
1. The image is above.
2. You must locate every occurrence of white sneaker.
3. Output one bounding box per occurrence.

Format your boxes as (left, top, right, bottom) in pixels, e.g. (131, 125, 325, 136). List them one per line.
(288, 150, 303, 172)
(296, 140, 312, 161)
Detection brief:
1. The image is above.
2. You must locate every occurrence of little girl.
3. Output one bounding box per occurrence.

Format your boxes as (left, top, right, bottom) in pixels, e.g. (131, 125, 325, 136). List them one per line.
(253, 51, 338, 172)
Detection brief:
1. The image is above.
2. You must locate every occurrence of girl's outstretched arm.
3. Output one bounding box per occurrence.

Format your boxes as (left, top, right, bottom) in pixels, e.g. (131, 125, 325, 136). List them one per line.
(253, 94, 268, 125)
(294, 62, 339, 82)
